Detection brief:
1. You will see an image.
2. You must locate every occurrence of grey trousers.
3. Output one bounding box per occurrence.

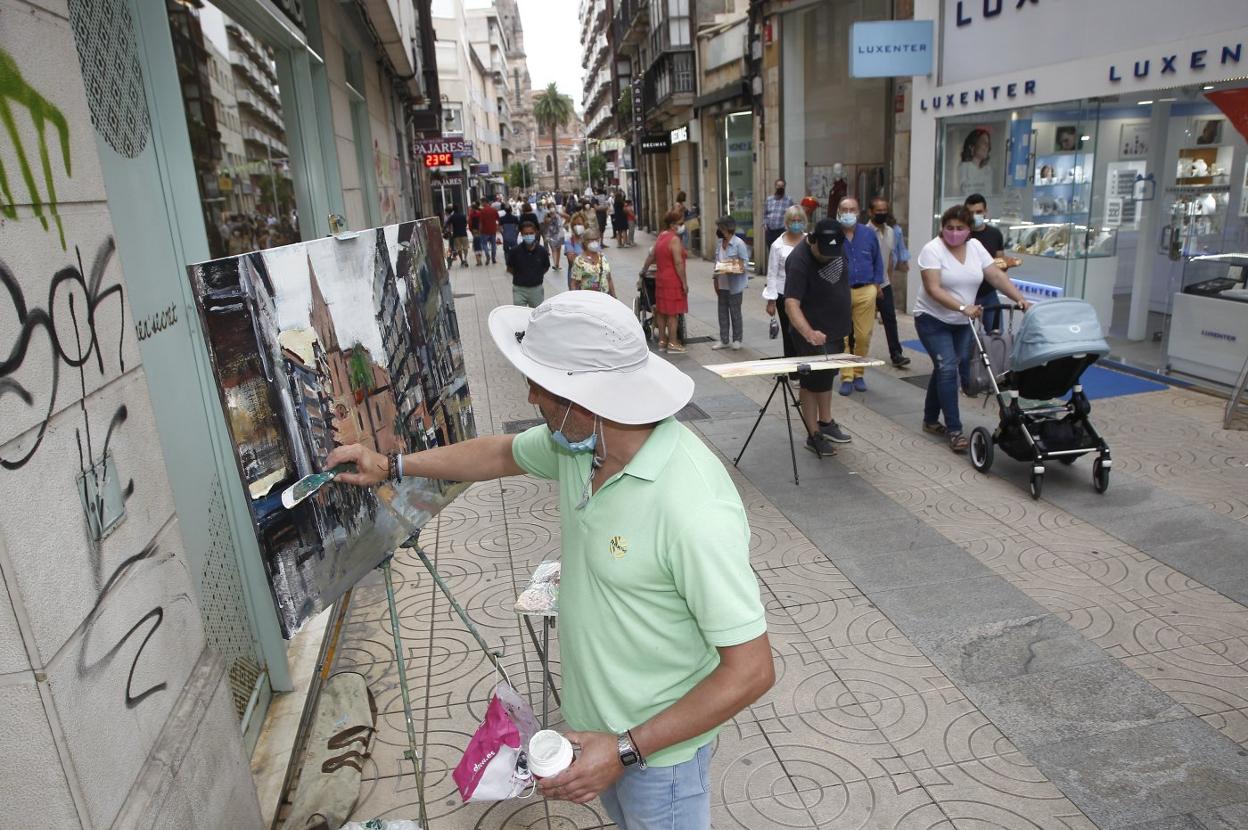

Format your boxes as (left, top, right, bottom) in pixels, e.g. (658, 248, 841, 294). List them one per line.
(717, 289, 744, 344)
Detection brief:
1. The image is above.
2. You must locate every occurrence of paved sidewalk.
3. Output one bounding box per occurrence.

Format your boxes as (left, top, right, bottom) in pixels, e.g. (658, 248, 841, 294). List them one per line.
(332, 233, 1248, 829)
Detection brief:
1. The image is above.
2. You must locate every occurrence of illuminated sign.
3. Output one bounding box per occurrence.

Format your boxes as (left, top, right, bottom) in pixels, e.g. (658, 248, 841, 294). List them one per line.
(424, 152, 455, 168)
(670, 125, 689, 144)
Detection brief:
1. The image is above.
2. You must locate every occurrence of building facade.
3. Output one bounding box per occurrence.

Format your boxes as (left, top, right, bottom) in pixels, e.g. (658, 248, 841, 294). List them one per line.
(0, 0, 442, 825)
(430, 0, 531, 209)
(907, 0, 1248, 388)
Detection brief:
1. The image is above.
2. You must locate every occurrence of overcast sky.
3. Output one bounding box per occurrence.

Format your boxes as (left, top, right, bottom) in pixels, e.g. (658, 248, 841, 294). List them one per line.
(517, 0, 585, 112)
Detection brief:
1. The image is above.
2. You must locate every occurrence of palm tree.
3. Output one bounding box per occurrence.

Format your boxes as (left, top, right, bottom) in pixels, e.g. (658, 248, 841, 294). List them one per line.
(533, 83, 574, 192)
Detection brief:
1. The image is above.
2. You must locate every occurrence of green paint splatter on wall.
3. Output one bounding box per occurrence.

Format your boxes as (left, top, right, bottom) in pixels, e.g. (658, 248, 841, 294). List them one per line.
(0, 48, 72, 249)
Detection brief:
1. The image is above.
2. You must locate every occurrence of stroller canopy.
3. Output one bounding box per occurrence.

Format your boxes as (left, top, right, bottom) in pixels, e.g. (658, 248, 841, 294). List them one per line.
(1010, 298, 1109, 372)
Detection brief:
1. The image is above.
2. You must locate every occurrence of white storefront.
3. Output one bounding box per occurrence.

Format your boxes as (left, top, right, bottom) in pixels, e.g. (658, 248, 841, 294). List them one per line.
(908, 0, 1248, 386)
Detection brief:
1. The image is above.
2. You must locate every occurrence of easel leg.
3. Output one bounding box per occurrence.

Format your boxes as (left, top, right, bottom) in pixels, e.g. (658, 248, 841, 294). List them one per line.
(382, 557, 429, 829)
(734, 376, 783, 468)
(522, 615, 562, 717)
(782, 379, 800, 486)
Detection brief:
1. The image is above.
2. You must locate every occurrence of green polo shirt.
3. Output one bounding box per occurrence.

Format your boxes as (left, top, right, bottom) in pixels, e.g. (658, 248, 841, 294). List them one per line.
(511, 417, 766, 767)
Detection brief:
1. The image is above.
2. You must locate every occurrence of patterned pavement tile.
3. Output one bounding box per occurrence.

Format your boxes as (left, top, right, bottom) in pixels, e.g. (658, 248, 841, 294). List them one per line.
(757, 564, 861, 605)
(761, 710, 899, 787)
(1200, 707, 1248, 748)
(748, 631, 856, 720)
(1123, 645, 1248, 717)
(825, 640, 956, 705)
(1005, 565, 1133, 614)
(1138, 588, 1248, 645)
(1054, 601, 1195, 658)
(862, 688, 1017, 770)
(917, 754, 1097, 829)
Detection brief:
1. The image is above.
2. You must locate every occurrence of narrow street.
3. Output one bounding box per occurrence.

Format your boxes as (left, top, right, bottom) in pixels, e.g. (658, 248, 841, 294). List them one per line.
(332, 232, 1248, 829)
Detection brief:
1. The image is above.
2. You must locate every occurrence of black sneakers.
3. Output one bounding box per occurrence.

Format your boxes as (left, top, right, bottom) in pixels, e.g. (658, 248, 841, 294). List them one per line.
(818, 420, 852, 443)
(806, 433, 837, 457)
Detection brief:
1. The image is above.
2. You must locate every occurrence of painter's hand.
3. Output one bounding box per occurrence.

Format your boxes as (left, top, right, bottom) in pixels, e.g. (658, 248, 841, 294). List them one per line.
(325, 444, 389, 486)
(805, 329, 828, 347)
(539, 731, 625, 805)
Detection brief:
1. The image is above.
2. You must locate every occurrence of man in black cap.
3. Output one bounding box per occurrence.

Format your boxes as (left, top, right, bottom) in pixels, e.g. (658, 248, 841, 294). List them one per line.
(783, 219, 853, 456)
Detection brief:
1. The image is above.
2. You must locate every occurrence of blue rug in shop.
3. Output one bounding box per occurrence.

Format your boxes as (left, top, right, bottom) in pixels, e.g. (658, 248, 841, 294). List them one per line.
(899, 340, 1167, 400)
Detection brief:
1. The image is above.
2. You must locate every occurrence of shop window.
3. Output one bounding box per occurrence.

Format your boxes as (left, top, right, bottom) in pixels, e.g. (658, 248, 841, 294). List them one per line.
(720, 111, 754, 251)
(168, 0, 301, 259)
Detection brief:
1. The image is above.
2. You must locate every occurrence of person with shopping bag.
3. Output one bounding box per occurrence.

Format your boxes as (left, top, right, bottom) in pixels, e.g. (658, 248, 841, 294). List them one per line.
(326, 291, 774, 830)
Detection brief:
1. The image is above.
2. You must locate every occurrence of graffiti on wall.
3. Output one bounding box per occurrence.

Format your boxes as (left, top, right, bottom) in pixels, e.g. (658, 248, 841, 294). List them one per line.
(0, 47, 72, 249)
(1, 44, 173, 707)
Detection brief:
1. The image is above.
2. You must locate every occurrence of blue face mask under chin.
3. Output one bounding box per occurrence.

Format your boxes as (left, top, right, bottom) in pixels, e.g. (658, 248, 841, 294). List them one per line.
(551, 404, 597, 453)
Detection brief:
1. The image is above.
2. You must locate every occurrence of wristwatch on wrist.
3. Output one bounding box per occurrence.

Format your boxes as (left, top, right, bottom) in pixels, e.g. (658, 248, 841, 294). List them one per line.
(618, 732, 646, 769)
(958, 304, 967, 314)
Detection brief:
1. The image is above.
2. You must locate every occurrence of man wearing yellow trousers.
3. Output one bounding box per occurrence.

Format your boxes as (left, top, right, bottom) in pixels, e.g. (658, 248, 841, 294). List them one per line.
(834, 197, 884, 396)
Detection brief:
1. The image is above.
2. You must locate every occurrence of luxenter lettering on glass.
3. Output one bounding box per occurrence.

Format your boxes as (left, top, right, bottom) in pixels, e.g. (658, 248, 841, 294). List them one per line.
(818, 256, 846, 286)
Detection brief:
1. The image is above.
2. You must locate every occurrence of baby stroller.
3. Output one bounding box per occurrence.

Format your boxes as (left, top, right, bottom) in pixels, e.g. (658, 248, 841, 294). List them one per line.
(967, 299, 1113, 499)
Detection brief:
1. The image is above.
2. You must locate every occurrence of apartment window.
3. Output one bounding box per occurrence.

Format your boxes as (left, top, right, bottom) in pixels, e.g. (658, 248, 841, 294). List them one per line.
(443, 104, 464, 134)
(546, 155, 553, 172)
(668, 0, 691, 47)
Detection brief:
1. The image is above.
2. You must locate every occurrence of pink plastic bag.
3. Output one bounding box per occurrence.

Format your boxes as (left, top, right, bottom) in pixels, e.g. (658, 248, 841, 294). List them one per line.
(453, 682, 540, 802)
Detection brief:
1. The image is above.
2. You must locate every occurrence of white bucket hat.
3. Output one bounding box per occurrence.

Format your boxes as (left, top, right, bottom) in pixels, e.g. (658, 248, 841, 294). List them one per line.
(488, 292, 693, 425)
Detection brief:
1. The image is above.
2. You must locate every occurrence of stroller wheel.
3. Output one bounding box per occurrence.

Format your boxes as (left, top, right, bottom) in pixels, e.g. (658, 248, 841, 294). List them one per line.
(1029, 472, 1044, 500)
(969, 427, 994, 473)
(1093, 458, 1110, 494)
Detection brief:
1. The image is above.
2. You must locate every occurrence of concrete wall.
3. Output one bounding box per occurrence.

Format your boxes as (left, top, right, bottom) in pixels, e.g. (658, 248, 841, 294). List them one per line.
(0, 1, 260, 826)
(321, 4, 410, 229)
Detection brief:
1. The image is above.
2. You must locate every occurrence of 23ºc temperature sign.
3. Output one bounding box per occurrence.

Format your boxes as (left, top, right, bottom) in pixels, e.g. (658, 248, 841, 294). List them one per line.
(424, 151, 455, 168)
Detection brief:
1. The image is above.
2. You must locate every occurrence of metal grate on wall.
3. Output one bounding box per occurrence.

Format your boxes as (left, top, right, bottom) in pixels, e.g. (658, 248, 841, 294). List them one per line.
(202, 476, 265, 719)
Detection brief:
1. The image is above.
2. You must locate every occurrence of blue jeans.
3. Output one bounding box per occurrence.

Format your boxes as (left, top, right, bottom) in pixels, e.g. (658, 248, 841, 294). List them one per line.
(915, 313, 974, 434)
(481, 235, 497, 262)
(598, 743, 711, 830)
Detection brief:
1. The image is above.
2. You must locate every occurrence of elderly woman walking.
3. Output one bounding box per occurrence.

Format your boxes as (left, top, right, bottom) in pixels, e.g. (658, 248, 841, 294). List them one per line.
(568, 226, 616, 296)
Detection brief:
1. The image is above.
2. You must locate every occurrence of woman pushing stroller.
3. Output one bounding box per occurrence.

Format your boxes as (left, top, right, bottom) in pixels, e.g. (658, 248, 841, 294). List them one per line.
(914, 204, 1031, 453)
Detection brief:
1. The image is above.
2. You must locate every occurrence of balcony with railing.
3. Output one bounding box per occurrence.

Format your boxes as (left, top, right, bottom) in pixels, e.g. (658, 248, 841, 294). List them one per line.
(612, 0, 648, 49)
(643, 49, 694, 117)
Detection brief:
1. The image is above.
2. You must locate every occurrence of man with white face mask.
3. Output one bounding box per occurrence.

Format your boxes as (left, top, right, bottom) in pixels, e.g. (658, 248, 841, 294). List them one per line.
(833, 197, 884, 396)
(964, 193, 1005, 333)
(326, 292, 774, 830)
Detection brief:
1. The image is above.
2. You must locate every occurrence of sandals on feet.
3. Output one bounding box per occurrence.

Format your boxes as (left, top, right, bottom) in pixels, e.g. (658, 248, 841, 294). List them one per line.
(922, 422, 947, 435)
(947, 432, 969, 453)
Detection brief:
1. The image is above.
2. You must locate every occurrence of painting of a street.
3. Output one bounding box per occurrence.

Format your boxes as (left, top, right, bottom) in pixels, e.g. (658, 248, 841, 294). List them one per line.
(189, 219, 476, 635)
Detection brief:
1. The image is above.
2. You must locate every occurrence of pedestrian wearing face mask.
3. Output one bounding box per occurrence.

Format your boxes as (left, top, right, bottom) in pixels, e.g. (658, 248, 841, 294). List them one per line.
(569, 227, 616, 296)
(915, 205, 1030, 453)
(867, 197, 912, 368)
(964, 193, 1007, 333)
(833, 197, 884, 396)
(763, 205, 809, 369)
(325, 290, 774, 830)
(507, 218, 551, 308)
(712, 216, 750, 350)
(763, 179, 793, 252)
(565, 216, 587, 283)
(641, 209, 690, 353)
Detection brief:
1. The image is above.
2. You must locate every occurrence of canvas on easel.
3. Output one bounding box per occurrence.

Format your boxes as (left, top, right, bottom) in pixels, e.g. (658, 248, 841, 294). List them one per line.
(188, 220, 476, 635)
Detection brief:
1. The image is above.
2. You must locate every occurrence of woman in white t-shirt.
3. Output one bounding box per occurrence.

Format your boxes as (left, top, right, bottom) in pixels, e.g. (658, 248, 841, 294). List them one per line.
(763, 205, 809, 361)
(914, 204, 1030, 452)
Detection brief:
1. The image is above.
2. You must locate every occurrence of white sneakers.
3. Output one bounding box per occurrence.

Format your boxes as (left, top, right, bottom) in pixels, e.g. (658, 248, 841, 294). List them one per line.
(712, 342, 730, 350)
(731, 341, 742, 350)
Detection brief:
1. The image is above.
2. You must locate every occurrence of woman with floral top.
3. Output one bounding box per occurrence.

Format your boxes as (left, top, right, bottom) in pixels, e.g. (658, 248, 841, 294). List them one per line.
(568, 227, 616, 296)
